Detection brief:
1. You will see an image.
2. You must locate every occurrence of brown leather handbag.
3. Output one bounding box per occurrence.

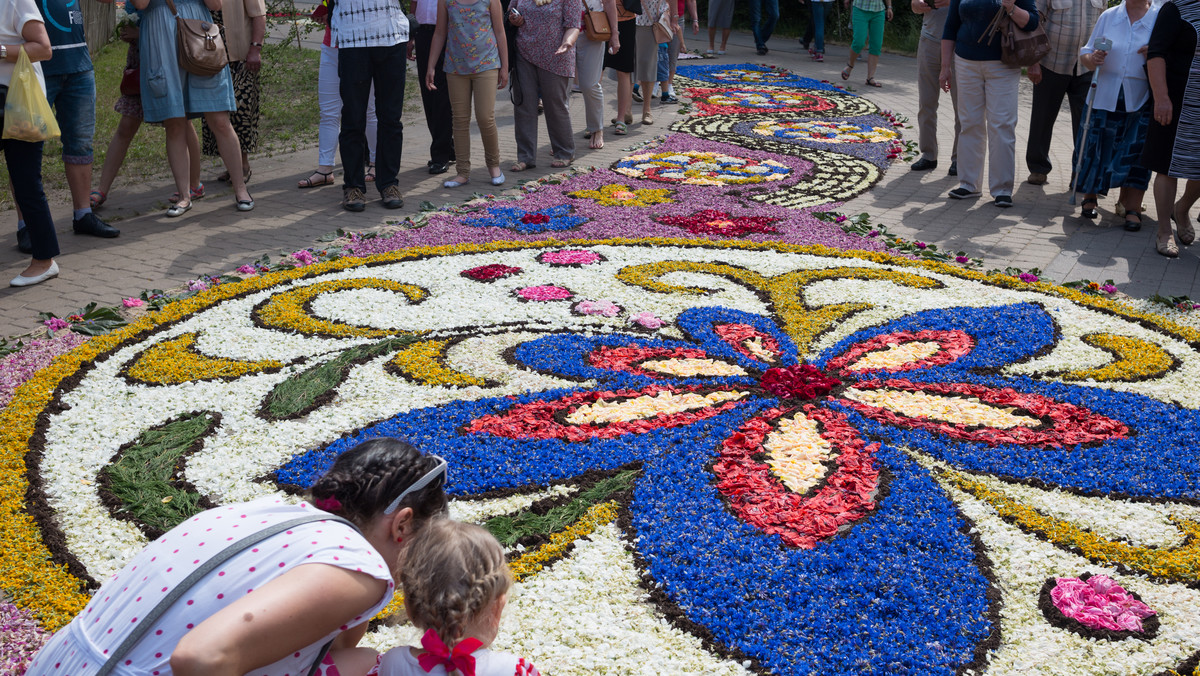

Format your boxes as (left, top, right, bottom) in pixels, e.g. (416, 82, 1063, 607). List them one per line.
(583, 10, 612, 41)
(980, 6, 1050, 68)
(167, 0, 228, 77)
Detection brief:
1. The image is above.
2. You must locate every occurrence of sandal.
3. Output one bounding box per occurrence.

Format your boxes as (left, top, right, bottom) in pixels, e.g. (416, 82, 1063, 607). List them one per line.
(1123, 209, 1142, 232)
(1174, 204, 1196, 245)
(614, 121, 628, 135)
(551, 158, 573, 168)
(841, 63, 853, 80)
(90, 190, 107, 208)
(1080, 198, 1098, 219)
(170, 183, 206, 204)
(865, 77, 883, 88)
(365, 163, 376, 183)
(510, 161, 535, 172)
(298, 170, 334, 189)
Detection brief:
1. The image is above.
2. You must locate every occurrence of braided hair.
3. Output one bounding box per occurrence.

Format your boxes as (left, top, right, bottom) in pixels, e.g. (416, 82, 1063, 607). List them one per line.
(307, 438, 448, 528)
(401, 520, 513, 647)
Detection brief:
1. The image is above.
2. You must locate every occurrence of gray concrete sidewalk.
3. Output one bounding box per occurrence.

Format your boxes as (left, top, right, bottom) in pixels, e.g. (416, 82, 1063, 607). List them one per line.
(2, 29, 1196, 337)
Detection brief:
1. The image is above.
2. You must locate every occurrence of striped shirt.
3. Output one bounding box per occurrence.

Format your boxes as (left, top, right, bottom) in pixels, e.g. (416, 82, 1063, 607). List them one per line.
(1035, 0, 1106, 74)
(332, 0, 410, 48)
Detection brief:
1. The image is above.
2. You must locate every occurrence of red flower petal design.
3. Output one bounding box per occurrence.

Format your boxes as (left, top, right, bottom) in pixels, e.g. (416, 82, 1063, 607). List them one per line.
(713, 323, 783, 363)
(825, 330, 974, 375)
(588, 345, 716, 378)
(712, 405, 880, 548)
(839, 378, 1130, 447)
(464, 385, 750, 442)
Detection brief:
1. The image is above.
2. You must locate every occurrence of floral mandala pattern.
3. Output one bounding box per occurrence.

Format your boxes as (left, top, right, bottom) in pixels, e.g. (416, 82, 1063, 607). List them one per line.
(752, 119, 900, 144)
(565, 183, 675, 207)
(463, 204, 589, 233)
(612, 152, 792, 186)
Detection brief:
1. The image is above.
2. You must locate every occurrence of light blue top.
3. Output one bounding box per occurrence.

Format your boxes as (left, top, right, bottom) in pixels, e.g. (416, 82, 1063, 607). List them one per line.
(138, 0, 235, 122)
(444, 0, 501, 75)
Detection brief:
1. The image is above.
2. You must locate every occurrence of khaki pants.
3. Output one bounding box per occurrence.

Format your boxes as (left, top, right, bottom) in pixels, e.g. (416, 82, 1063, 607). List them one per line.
(916, 36, 959, 164)
(954, 56, 1019, 197)
(446, 69, 501, 174)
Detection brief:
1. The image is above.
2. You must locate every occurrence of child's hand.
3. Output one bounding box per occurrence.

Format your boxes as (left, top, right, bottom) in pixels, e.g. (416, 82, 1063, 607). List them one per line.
(425, 69, 438, 90)
(498, 68, 509, 89)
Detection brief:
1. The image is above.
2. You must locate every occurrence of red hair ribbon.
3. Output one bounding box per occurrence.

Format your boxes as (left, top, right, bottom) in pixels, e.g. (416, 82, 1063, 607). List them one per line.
(417, 628, 483, 676)
(313, 496, 343, 512)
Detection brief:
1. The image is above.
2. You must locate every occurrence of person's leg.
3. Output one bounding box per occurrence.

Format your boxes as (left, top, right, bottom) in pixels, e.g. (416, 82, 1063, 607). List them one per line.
(656, 42, 670, 89)
(54, 70, 116, 234)
(473, 69, 502, 175)
(3, 139, 60, 276)
(416, 26, 455, 166)
(1174, 179, 1200, 240)
(446, 72, 474, 179)
(514, 55, 541, 166)
(847, 7, 867, 70)
(748, 0, 764, 49)
(708, 25, 717, 51)
(1152, 173, 1178, 246)
(915, 38, 940, 162)
(760, 0, 779, 46)
(720, 28, 731, 50)
(185, 121, 203, 192)
(984, 62, 1020, 198)
(802, 0, 814, 47)
(577, 39, 605, 135)
(339, 47, 373, 195)
(97, 114, 142, 195)
(371, 42, 407, 195)
(203, 111, 250, 201)
(812, 1, 826, 54)
(367, 82, 379, 164)
(617, 71, 633, 123)
(538, 68, 575, 162)
(316, 43, 341, 174)
(162, 118, 195, 205)
(1025, 65, 1069, 177)
(865, 10, 883, 80)
(953, 56, 985, 194)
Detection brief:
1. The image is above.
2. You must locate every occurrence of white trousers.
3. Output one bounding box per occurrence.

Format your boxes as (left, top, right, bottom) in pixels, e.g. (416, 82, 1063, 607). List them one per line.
(318, 44, 377, 168)
(954, 55, 1019, 197)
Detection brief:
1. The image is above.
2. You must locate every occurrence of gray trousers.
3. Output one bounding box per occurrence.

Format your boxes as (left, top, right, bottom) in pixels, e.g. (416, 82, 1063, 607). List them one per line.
(916, 36, 960, 163)
(514, 56, 575, 164)
(576, 39, 607, 134)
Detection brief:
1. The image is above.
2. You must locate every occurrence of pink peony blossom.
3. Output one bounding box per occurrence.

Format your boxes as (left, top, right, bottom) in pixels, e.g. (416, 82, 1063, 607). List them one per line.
(540, 249, 603, 266)
(122, 297, 145, 308)
(575, 300, 622, 317)
(43, 317, 69, 332)
(1100, 284, 1118, 294)
(955, 256, 970, 264)
(292, 250, 317, 266)
(516, 285, 573, 301)
(1051, 575, 1156, 633)
(1018, 273, 1039, 283)
(187, 279, 208, 291)
(630, 311, 665, 329)
(236, 265, 258, 275)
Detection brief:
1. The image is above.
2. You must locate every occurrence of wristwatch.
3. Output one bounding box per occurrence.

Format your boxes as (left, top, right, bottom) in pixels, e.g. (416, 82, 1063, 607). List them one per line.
(1, 45, 8, 60)
(250, 41, 263, 47)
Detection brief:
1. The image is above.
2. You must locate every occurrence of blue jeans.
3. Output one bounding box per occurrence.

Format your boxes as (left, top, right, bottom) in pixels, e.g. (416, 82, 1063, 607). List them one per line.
(43, 69, 97, 164)
(2, 138, 60, 260)
(748, 0, 779, 49)
(339, 43, 407, 194)
(802, 2, 828, 52)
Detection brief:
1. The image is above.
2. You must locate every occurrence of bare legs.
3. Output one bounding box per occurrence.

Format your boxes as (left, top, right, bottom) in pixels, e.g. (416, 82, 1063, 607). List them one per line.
(639, 80, 653, 119)
(163, 113, 247, 211)
(164, 118, 195, 208)
(707, 27, 730, 51)
(98, 116, 200, 199)
(204, 111, 250, 202)
(616, 72, 632, 124)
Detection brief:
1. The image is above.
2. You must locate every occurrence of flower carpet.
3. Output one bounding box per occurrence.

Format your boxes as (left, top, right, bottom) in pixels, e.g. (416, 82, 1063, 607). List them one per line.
(3, 64, 1200, 675)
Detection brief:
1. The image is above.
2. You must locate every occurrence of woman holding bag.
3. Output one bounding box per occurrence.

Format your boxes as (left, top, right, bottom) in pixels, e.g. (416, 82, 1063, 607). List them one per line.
(507, 0, 583, 170)
(26, 439, 449, 676)
(133, 0, 253, 216)
(577, 0, 620, 149)
(1, 0, 60, 287)
(634, 0, 674, 125)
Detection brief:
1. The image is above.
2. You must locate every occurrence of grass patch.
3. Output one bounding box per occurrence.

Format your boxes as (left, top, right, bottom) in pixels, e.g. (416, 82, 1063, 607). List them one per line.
(98, 412, 220, 538)
(0, 42, 320, 210)
(260, 337, 416, 420)
(485, 469, 640, 547)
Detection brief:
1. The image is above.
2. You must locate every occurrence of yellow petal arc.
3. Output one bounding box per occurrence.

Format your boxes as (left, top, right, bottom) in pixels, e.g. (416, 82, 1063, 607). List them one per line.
(252, 279, 429, 338)
(842, 387, 1042, 429)
(122, 333, 285, 385)
(1057, 333, 1179, 383)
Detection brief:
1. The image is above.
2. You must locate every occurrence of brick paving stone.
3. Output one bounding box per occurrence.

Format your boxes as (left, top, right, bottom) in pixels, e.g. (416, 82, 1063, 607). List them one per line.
(4, 30, 1199, 337)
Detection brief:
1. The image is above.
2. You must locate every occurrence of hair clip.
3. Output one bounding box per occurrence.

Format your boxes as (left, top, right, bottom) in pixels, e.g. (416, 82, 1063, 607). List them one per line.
(314, 495, 343, 512)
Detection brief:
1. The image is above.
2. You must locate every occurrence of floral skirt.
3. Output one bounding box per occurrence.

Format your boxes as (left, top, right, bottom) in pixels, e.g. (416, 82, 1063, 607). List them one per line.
(1075, 95, 1151, 195)
(201, 60, 261, 156)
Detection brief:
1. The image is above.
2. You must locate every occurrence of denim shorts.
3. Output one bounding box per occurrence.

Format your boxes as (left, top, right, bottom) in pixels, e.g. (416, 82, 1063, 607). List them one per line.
(43, 69, 97, 164)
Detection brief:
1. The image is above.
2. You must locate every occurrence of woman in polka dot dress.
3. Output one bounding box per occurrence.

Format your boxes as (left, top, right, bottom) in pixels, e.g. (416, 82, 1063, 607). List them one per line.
(26, 439, 449, 676)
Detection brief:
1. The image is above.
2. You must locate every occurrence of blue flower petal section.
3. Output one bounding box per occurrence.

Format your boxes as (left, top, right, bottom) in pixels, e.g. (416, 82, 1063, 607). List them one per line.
(830, 374, 1200, 500)
(274, 388, 766, 495)
(464, 204, 588, 233)
(675, 306, 799, 368)
(633, 441, 993, 675)
(813, 303, 1057, 377)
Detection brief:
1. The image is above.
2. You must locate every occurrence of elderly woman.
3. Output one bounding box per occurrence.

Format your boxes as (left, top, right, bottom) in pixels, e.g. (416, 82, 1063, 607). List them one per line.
(577, 0, 620, 149)
(634, 0, 675, 125)
(2, 0, 60, 287)
(1074, 0, 1157, 229)
(26, 439, 448, 675)
(133, 0, 253, 216)
(1141, 0, 1200, 257)
(507, 0, 583, 170)
(940, 0, 1039, 208)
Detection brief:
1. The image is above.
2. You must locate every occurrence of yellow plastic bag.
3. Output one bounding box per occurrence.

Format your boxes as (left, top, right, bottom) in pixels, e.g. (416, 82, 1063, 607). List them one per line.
(2, 47, 61, 142)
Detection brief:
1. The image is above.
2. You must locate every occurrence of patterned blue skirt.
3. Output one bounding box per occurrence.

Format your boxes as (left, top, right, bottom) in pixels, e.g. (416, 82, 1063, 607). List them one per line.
(1074, 92, 1151, 195)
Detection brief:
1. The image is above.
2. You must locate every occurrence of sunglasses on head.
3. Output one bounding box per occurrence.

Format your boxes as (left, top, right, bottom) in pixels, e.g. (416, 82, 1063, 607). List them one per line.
(383, 455, 448, 514)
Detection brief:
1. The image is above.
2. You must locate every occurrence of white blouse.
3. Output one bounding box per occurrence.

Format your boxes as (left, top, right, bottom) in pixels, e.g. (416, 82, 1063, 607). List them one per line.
(1079, 1, 1159, 112)
(0, 0, 46, 91)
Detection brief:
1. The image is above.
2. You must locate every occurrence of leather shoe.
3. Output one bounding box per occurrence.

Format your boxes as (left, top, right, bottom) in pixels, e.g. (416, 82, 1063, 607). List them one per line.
(73, 212, 120, 238)
(1027, 172, 1049, 185)
(948, 161, 957, 177)
(11, 260, 59, 287)
(16, 227, 32, 254)
(428, 161, 450, 175)
(911, 158, 938, 172)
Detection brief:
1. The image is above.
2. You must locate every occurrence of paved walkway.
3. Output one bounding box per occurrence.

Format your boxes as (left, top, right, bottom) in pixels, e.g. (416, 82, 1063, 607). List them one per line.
(2, 30, 1197, 336)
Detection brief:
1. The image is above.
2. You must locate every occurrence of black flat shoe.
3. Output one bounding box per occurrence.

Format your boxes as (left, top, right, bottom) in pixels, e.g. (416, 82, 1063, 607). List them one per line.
(1124, 210, 1142, 232)
(911, 158, 938, 172)
(1080, 198, 1098, 219)
(428, 161, 450, 175)
(947, 161, 957, 177)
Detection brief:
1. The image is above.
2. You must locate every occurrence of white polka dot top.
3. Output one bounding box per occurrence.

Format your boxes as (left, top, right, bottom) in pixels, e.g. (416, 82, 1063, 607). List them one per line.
(27, 497, 395, 676)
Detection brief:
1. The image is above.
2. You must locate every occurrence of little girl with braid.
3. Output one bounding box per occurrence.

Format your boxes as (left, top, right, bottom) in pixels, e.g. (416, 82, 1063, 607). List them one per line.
(355, 519, 540, 676)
